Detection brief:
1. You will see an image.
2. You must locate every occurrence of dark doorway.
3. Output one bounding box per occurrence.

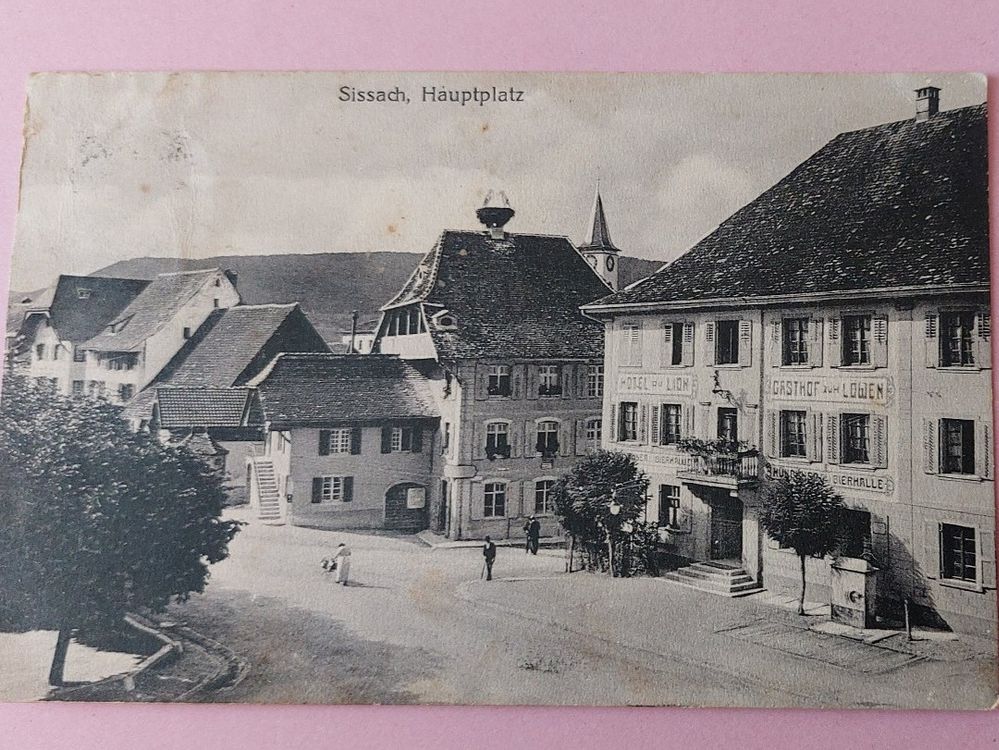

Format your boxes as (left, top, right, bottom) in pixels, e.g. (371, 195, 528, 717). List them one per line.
(710, 493, 743, 561)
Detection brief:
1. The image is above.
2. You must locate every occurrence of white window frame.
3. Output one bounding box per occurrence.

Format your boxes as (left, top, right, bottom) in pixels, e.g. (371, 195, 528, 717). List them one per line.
(538, 365, 562, 397)
(483, 481, 507, 518)
(585, 417, 602, 445)
(318, 476, 346, 503)
(587, 364, 604, 398)
(326, 428, 353, 454)
(534, 478, 556, 515)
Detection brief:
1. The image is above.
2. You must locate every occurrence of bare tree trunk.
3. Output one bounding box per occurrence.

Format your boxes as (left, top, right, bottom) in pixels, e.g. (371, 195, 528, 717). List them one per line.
(49, 626, 72, 686)
(798, 554, 807, 615)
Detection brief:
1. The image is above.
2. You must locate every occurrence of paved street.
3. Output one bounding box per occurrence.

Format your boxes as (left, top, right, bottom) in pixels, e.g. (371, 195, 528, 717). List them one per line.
(171, 509, 997, 708)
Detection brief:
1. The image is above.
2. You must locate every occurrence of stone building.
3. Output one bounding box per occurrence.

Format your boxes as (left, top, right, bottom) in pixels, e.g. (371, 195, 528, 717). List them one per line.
(245, 353, 439, 528)
(584, 92, 994, 636)
(124, 302, 330, 498)
(375, 192, 612, 539)
(9, 274, 150, 394)
(79, 268, 241, 400)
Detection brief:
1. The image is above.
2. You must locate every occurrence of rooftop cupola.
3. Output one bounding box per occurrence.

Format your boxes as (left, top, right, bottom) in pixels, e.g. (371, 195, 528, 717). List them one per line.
(578, 184, 621, 290)
(915, 86, 940, 122)
(476, 190, 515, 239)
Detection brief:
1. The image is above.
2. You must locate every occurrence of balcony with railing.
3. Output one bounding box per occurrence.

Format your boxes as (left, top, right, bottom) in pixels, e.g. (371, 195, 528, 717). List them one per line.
(675, 439, 760, 489)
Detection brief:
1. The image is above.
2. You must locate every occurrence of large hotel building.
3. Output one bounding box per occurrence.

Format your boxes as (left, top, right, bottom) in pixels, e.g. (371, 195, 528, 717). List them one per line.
(585, 90, 994, 637)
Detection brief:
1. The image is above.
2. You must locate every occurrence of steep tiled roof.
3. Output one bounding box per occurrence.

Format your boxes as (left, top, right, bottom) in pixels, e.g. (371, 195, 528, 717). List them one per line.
(249, 353, 438, 427)
(14, 276, 149, 342)
(84, 269, 227, 351)
(154, 387, 252, 429)
(384, 230, 608, 359)
(149, 304, 322, 387)
(589, 103, 988, 309)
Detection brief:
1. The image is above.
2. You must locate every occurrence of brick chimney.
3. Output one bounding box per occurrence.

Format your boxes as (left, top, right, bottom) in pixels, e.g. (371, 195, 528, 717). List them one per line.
(915, 86, 940, 122)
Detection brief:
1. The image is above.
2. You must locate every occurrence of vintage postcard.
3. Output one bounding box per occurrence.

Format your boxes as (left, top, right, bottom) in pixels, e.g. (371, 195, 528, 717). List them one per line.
(0, 72, 994, 708)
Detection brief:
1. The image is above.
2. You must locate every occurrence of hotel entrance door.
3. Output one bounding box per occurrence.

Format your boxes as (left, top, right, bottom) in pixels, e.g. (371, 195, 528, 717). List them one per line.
(710, 494, 743, 561)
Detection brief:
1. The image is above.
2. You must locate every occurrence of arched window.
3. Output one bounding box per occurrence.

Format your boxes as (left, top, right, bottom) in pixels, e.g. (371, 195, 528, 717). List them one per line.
(536, 420, 560, 457)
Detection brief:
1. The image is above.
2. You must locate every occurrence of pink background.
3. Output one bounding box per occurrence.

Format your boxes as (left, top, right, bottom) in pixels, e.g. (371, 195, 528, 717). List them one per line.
(2, 1, 998, 747)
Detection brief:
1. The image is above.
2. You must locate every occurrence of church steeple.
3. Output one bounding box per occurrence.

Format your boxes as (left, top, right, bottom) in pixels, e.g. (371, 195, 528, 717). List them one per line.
(579, 184, 621, 290)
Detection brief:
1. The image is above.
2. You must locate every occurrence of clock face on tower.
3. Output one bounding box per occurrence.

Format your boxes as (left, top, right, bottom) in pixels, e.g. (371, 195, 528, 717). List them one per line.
(605, 255, 616, 271)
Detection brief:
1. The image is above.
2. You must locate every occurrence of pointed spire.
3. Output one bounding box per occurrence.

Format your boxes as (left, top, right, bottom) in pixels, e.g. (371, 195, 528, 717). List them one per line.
(583, 185, 618, 251)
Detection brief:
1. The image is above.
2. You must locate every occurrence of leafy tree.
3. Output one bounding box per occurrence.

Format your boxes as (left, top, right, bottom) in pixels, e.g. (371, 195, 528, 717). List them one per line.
(0, 376, 240, 685)
(552, 450, 648, 576)
(758, 472, 844, 614)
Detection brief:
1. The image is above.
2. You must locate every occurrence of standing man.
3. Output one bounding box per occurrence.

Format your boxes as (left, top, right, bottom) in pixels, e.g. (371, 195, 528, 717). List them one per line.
(482, 535, 497, 581)
(333, 542, 351, 586)
(524, 515, 541, 555)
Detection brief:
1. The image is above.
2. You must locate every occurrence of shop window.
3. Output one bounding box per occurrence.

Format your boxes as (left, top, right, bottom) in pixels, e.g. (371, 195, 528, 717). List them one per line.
(658, 484, 680, 528)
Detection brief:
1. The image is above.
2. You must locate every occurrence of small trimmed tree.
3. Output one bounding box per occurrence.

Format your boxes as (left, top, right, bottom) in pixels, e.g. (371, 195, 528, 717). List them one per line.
(758, 472, 844, 615)
(552, 450, 648, 575)
(0, 376, 240, 685)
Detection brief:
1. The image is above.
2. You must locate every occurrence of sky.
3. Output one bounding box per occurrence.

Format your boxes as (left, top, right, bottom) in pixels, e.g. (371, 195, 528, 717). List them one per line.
(10, 71, 985, 291)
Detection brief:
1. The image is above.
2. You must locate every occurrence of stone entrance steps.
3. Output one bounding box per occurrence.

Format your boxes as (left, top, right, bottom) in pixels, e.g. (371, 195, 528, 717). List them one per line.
(252, 459, 283, 524)
(663, 561, 764, 598)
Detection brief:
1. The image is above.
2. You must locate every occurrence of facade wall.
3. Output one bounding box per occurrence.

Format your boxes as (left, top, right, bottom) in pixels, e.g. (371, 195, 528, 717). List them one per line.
(139, 274, 240, 388)
(601, 311, 764, 566)
(440, 357, 605, 540)
(272, 422, 437, 530)
(23, 319, 76, 394)
(600, 291, 996, 637)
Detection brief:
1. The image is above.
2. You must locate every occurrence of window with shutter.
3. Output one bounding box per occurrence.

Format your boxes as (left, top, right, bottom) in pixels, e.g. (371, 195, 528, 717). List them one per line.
(351, 428, 362, 455)
(609, 404, 617, 442)
(319, 429, 331, 456)
(639, 404, 649, 443)
(650, 404, 661, 446)
(622, 323, 643, 367)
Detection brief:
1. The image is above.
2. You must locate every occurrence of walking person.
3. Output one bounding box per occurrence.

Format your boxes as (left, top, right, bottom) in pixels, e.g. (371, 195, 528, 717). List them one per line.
(482, 535, 497, 581)
(333, 542, 351, 586)
(524, 515, 541, 555)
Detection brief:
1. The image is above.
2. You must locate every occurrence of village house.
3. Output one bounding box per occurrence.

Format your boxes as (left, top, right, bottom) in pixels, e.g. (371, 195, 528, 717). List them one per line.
(9, 274, 149, 393)
(584, 89, 994, 637)
(244, 353, 439, 528)
(77, 268, 242, 401)
(374, 192, 613, 540)
(123, 302, 330, 498)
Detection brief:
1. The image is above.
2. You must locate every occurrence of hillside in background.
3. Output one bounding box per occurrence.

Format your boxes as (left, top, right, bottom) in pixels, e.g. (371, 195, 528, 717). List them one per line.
(10, 251, 663, 341)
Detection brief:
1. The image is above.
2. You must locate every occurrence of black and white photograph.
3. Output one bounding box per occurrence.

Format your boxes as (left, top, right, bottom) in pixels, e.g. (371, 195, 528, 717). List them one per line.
(0, 71, 994, 709)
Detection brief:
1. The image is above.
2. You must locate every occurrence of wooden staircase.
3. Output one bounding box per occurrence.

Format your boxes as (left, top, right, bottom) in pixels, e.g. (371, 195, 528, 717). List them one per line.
(251, 458, 283, 524)
(663, 561, 764, 598)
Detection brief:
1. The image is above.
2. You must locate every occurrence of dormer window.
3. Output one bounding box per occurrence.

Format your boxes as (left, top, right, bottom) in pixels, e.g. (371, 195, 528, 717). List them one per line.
(183, 327, 192, 339)
(77, 288, 92, 300)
